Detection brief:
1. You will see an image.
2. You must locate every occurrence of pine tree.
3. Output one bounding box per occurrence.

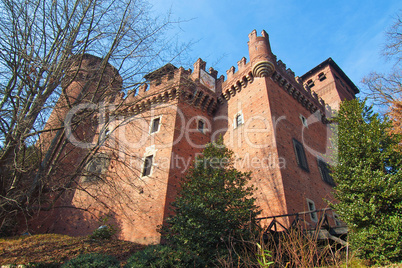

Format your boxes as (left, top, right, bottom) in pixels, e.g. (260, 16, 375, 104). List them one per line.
(331, 99, 402, 264)
(162, 138, 261, 266)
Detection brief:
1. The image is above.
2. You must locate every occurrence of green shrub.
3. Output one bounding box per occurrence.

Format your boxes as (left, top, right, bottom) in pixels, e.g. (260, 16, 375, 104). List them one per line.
(124, 244, 202, 268)
(61, 253, 120, 268)
(27, 262, 59, 268)
(89, 225, 116, 240)
(161, 138, 261, 266)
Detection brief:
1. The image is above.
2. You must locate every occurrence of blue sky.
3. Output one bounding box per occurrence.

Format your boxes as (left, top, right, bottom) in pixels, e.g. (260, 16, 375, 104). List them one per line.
(150, 1, 401, 96)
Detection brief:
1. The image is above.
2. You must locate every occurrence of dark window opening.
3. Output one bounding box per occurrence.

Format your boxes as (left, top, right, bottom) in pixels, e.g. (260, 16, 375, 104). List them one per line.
(198, 120, 205, 133)
(307, 79, 315, 88)
(167, 72, 174, 80)
(317, 158, 335, 186)
(142, 155, 153, 176)
(150, 118, 160, 133)
(155, 77, 162, 86)
(300, 115, 308, 127)
(236, 114, 244, 128)
(318, 72, 326, 81)
(293, 138, 309, 172)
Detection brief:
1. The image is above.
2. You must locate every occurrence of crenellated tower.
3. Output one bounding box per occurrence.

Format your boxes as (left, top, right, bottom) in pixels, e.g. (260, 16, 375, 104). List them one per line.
(248, 30, 276, 78)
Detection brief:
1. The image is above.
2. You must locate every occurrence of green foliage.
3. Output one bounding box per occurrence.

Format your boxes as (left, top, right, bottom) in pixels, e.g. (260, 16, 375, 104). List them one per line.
(124, 244, 201, 268)
(89, 225, 116, 240)
(27, 262, 59, 268)
(61, 253, 120, 268)
(256, 243, 274, 267)
(331, 99, 402, 264)
(161, 138, 261, 266)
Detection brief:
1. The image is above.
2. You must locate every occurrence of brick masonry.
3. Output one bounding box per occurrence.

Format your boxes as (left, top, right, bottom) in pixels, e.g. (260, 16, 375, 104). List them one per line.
(28, 30, 358, 244)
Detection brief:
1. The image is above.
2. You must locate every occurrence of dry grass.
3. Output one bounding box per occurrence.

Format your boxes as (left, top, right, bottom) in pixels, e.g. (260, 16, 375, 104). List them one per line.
(0, 233, 144, 266)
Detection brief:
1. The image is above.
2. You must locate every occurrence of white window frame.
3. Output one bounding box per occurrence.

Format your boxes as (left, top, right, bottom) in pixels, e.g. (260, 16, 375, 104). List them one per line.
(299, 114, 308, 128)
(233, 111, 244, 129)
(141, 155, 154, 177)
(149, 116, 161, 134)
(306, 198, 318, 222)
(198, 119, 205, 133)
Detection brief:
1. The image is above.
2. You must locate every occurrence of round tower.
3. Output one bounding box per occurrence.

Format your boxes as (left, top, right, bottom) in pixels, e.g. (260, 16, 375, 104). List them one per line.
(62, 53, 122, 104)
(247, 30, 275, 78)
(41, 54, 122, 154)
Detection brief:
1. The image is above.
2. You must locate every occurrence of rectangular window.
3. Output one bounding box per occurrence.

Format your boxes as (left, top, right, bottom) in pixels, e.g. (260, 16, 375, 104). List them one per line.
(198, 120, 205, 133)
(142, 155, 153, 177)
(235, 113, 244, 128)
(318, 72, 326, 81)
(293, 138, 309, 172)
(317, 158, 335, 186)
(307, 79, 315, 88)
(167, 72, 174, 80)
(150, 117, 160, 134)
(307, 199, 318, 222)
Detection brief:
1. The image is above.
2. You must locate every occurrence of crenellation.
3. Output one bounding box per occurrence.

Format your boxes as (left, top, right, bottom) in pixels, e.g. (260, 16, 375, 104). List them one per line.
(286, 68, 295, 77)
(277, 59, 286, 71)
(209, 67, 218, 79)
(226, 66, 236, 80)
(237, 57, 247, 71)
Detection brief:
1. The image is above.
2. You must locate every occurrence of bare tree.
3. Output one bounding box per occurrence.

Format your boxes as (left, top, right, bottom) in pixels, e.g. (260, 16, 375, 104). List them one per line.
(362, 11, 402, 108)
(0, 0, 184, 235)
(362, 11, 402, 140)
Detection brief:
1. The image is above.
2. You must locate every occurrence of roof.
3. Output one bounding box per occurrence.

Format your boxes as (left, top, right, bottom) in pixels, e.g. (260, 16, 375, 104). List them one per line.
(301, 57, 359, 94)
(144, 63, 177, 81)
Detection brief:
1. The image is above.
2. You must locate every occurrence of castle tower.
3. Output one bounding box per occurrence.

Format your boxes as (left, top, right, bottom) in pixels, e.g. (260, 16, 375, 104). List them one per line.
(42, 54, 122, 147)
(300, 58, 359, 111)
(248, 29, 276, 78)
(29, 55, 123, 237)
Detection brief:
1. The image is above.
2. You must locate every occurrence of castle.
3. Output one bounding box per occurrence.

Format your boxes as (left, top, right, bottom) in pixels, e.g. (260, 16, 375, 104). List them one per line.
(32, 30, 358, 244)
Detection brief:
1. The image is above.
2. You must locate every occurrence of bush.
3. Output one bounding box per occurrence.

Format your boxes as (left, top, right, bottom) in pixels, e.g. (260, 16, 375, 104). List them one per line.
(161, 138, 261, 266)
(124, 244, 202, 268)
(89, 225, 116, 240)
(27, 263, 59, 268)
(61, 253, 120, 268)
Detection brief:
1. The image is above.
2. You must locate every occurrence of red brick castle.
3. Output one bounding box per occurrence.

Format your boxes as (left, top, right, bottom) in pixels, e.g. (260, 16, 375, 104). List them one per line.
(32, 30, 358, 244)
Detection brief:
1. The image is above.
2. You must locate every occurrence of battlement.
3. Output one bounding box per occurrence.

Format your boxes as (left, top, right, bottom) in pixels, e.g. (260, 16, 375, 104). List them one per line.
(112, 59, 220, 117)
(218, 30, 335, 122)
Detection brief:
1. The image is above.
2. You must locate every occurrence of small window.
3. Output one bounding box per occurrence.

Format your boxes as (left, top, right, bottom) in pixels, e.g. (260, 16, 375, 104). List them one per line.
(142, 155, 153, 177)
(318, 72, 326, 81)
(198, 120, 205, 133)
(167, 72, 174, 80)
(150, 117, 160, 134)
(317, 158, 335, 186)
(293, 138, 309, 172)
(307, 199, 318, 222)
(155, 77, 162, 86)
(235, 113, 244, 128)
(81, 153, 110, 183)
(307, 79, 315, 88)
(299, 115, 308, 127)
